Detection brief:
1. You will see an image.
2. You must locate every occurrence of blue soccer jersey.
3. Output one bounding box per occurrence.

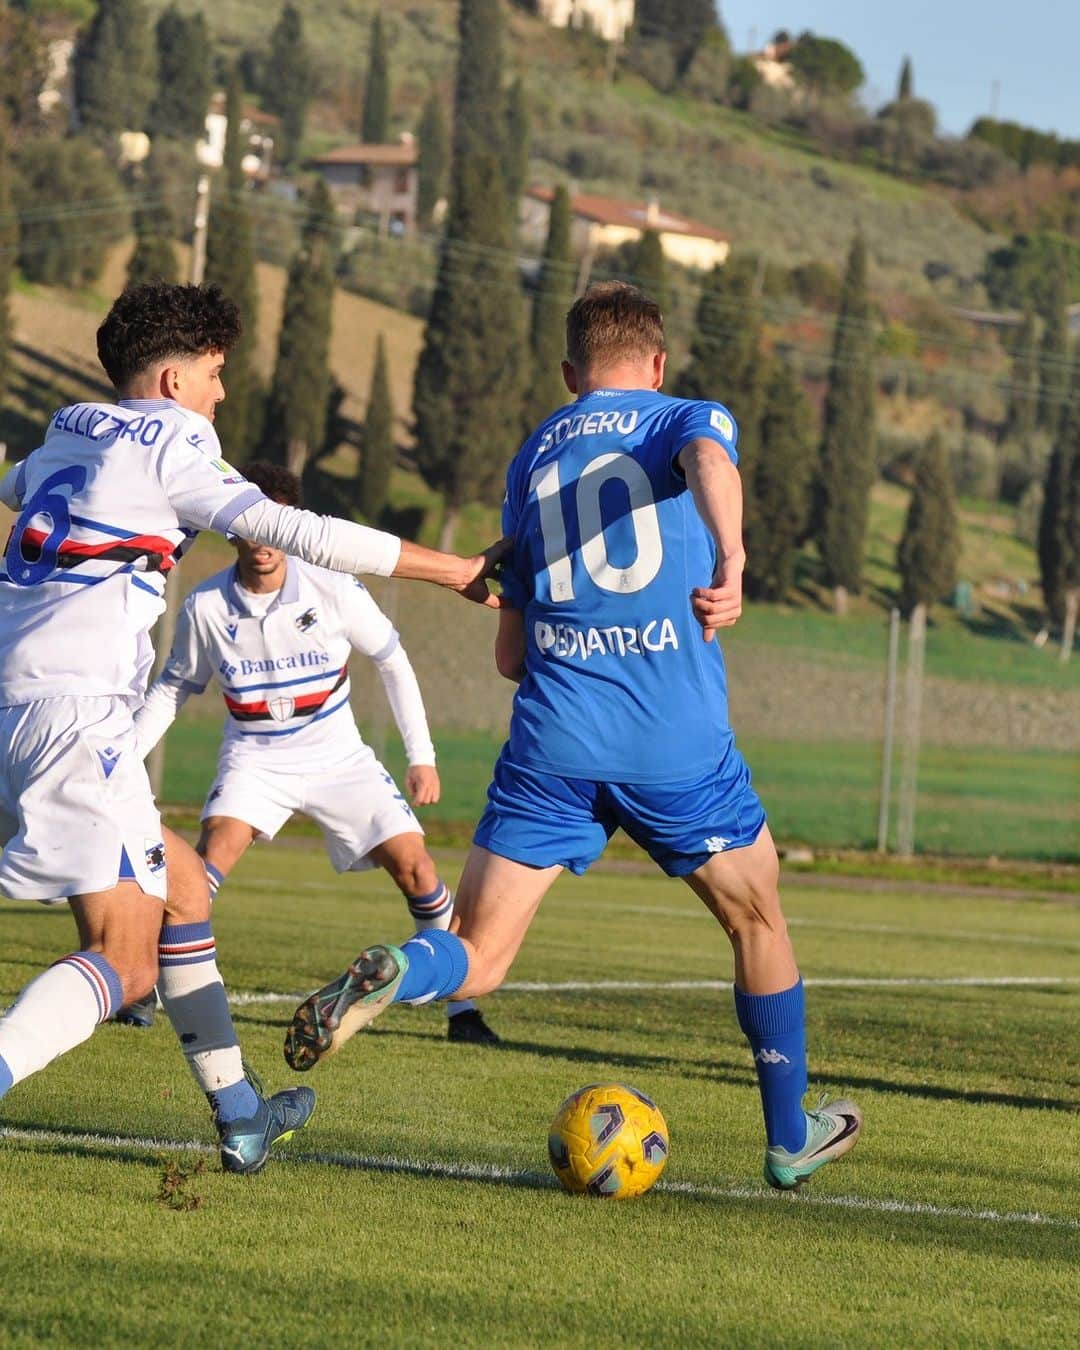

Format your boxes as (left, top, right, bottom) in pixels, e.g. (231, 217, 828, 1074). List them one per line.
(499, 388, 739, 784)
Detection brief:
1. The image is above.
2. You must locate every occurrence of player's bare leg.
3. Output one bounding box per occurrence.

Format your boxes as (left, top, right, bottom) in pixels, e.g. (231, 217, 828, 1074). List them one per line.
(445, 847, 562, 998)
(0, 882, 160, 1099)
(197, 814, 259, 883)
(284, 845, 558, 1069)
(367, 832, 501, 1044)
(684, 824, 861, 1190)
(681, 824, 797, 994)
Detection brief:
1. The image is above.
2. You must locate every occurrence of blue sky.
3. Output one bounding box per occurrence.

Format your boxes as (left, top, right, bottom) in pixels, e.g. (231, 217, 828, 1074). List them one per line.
(717, 1, 1079, 139)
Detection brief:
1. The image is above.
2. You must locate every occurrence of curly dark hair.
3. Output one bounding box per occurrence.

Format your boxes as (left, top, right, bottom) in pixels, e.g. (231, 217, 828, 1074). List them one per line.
(96, 282, 243, 389)
(242, 460, 303, 508)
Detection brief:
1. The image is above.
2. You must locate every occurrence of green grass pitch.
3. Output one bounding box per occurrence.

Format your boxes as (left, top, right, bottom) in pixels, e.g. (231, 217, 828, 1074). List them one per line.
(0, 844, 1076, 1345)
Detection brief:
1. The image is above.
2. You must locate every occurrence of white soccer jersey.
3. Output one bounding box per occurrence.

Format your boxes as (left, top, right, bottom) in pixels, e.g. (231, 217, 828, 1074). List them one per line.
(0, 399, 262, 704)
(148, 558, 434, 771)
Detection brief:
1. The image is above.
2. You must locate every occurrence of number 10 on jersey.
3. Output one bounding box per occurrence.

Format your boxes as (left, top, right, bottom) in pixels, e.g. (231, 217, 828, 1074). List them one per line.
(530, 453, 663, 602)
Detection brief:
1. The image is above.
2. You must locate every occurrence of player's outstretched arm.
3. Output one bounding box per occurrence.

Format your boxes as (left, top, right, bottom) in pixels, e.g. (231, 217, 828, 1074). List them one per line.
(679, 437, 746, 641)
(227, 497, 510, 607)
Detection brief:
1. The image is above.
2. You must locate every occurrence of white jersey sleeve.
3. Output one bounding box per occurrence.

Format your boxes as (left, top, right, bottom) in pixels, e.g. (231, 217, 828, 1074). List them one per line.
(230, 498, 402, 579)
(132, 594, 214, 755)
(159, 592, 216, 694)
(133, 678, 189, 757)
(339, 580, 435, 765)
(374, 644, 436, 767)
(157, 417, 264, 533)
(0, 459, 25, 511)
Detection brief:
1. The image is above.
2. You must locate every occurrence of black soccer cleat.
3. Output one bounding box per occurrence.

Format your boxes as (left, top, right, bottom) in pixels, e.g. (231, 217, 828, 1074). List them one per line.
(447, 1007, 501, 1046)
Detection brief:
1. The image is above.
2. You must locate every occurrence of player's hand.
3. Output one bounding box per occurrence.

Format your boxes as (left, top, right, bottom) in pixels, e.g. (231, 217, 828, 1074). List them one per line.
(406, 764, 441, 806)
(453, 537, 513, 609)
(691, 553, 744, 641)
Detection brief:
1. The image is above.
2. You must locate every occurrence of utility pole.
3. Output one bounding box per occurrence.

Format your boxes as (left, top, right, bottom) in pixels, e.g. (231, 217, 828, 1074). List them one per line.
(896, 603, 927, 858)
(146, 172, 212, 800)
(876, 607, 901, 852)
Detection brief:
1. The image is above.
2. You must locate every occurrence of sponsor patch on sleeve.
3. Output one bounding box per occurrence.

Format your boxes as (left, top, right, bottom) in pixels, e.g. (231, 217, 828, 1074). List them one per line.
(709, 409, 735, 442)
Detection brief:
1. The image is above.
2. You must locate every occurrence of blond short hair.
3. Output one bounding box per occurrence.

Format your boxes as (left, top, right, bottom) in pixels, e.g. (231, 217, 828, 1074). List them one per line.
(565, 281, 666, 370)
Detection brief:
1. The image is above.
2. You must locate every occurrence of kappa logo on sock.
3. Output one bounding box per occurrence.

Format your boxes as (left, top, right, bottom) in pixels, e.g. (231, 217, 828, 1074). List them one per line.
(754, 1048, 791, 1065)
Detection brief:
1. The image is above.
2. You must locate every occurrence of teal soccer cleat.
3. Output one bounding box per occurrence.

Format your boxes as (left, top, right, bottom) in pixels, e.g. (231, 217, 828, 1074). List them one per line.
(764, 1096, 862, 1191)
(216, 1079, 317, 1175)
(284, 945, 407, 1072)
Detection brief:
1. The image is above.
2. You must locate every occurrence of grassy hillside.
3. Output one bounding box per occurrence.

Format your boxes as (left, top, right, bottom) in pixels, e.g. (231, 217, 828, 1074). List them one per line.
(142, 0, 999, 296)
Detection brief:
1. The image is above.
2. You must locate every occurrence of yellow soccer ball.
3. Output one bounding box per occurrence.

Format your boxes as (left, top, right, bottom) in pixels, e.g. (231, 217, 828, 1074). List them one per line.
(547, 1082, 669, 1198)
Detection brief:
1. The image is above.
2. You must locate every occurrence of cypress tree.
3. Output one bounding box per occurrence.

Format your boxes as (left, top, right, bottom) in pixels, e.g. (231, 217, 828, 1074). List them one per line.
(127, 194, 179, 287)
(1005, 309, 1038, 443)
(896, 431, 961, 615)
(1037, 360, 1080, 626)
(148, 6, 212, 141)
(744, 357, 814, 602)
(675, 256, 766, 529)
(502, 77, 529, 210)
(0, 129, 14, 409)
(263, 179, 337, 475)
(636, 0, 716, 79)
(814, 232, 877, 609)
(412, 0, 527, 550)
(1037, 266, 1070, 434)
(630, 229, 668, 317)
(897, 56, 913, 101)
(526, 184, 574, 427)
(74, 0, 155, 139)
(361, 11, 391, 144)
(416, 91, 448, 228)
(356, 334, 394, 522)
(205, 67, 260, 460)
(262, 4, 312, 166)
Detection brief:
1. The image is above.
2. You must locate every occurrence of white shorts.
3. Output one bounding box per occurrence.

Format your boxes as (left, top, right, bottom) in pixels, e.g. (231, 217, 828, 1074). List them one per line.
(0, 697, 167, 904)
(201, 746, 423, 873)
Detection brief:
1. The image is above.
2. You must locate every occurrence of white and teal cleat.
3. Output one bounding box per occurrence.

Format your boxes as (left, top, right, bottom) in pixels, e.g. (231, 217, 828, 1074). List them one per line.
(284, 944, 407, 1072)
(764, 1096, 862, 1191)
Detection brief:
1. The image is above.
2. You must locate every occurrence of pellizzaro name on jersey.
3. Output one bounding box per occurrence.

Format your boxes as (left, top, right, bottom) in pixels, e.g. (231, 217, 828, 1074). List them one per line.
(535, 618, 679, 660)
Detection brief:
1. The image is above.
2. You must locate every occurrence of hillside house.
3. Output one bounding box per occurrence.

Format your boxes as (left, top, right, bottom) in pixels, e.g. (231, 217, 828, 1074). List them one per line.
(537, 0, 635, 44)
(522, 187, 731, 276)
(308, 136, 419, 236)
(198, 93, 277, 178)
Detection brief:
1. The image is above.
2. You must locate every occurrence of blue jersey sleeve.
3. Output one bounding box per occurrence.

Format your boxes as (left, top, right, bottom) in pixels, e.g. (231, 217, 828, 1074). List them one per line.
(668, 400, 739, 470)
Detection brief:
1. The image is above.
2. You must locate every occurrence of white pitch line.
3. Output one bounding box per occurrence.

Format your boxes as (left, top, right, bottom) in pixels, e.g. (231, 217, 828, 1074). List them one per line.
(1, 1124, 1076, 1232)
(225, 975, 1080, 1006)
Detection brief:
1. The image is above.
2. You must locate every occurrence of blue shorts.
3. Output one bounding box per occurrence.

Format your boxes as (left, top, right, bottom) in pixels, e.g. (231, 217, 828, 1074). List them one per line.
(473, 743, 767, 877)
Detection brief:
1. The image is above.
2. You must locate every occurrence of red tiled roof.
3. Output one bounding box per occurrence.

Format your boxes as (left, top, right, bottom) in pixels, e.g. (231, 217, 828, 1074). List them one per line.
(526, 186, 729, 243)
(310, 143, 419, 167)
(207, 93, 279, 126)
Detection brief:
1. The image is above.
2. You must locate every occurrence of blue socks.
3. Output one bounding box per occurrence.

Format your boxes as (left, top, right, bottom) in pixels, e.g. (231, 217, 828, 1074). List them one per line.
(0, 1053, 12, 1099)
(733, 978, 808, 1152)
(207, 1077, 260, 1125)
(394, 929, 469, 1005)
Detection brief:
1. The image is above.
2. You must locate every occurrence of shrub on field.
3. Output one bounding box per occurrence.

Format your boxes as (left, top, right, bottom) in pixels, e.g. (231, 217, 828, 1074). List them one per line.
(14, 136, 127, 286)
(950, 432, 1000, 499)
(998, 429, 1053, 503)
(877, 428, 922, 483)
(1015, 479, 1044, 546)
(789, 259, 843, 310)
